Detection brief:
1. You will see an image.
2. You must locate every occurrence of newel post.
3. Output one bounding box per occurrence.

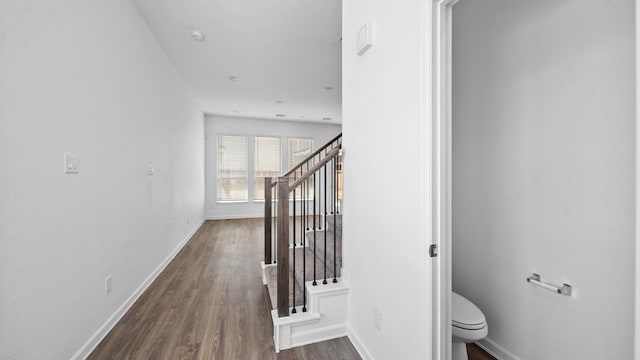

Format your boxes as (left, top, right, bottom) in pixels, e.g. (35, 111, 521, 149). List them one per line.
(276, 176, 290, 317)
(264, 177, 272, 264)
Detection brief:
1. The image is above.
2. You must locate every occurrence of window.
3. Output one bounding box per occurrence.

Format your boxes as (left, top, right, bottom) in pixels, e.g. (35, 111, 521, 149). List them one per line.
(288, 138, 314, 199)
(217, 135, 248, 201)
(288, 138, 314, 169)
(254, 136, 281, 200)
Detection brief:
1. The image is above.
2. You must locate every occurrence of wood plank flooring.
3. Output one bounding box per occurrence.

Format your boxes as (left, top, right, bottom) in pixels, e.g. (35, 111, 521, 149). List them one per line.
(467, 343, 497, 360)
(88, 219, 361, 360)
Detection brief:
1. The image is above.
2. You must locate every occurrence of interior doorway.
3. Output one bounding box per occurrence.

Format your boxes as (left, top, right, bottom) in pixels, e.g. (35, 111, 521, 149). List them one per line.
(431, 1, 640, 360)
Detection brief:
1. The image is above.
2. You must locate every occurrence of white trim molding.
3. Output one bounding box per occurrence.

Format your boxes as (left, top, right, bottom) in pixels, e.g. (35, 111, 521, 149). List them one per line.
(429, 1, 459, 359)
(479, 337, 523, 360)
(636, 1, 640, 358)
(206, 214, 263, 220)
(70, 219, 205, 360)
(347, 326, 375, 360)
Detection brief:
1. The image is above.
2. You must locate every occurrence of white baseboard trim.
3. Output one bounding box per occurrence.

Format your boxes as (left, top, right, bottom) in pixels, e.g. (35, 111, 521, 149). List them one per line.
(479, 337, 523, 360)
(292, 323, 347, 348)
(205, 214, 263, 220)
(347, 326, 375, 360)
(70, 219, 205, 360)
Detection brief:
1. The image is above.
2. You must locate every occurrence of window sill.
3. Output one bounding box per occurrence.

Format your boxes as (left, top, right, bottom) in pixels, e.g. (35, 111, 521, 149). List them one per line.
(253, 198, 314, 203)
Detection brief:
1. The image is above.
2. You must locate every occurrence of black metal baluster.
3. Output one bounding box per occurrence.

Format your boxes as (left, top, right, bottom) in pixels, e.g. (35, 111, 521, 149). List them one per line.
(330, 163, 334, 216)
(337, 153, 341, 214)
(302, 177, 305, 246)
(323, 162, 328, 285)
(292, 188, 297, 314)
(304, 161, 311, 231)
(301, 182, 307, 312)
(333, 157, 337, 283)
(299, 168, 304, 246)
(312, 171, 317, 286)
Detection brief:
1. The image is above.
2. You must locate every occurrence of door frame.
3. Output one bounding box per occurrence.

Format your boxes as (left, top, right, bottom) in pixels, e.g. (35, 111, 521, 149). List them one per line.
(635, 1, 640, 358)
(429, 1, 460, 359)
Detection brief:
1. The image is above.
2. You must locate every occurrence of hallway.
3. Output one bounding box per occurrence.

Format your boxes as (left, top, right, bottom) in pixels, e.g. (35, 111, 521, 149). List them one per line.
(88, 219, 361, 359)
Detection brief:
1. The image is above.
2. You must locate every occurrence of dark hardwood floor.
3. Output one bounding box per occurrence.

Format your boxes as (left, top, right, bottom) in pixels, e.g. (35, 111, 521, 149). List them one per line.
(88, 219, 361, 360)
(87, 218, 495, 360)
(467, 343, 496, 360)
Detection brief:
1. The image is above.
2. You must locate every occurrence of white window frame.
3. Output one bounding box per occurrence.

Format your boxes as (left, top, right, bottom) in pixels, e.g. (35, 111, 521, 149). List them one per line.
(216, 134, 249, 203)
(287, 137, 315, 200)
(253, 136, 282, 201)
(287, 137, 314, 170)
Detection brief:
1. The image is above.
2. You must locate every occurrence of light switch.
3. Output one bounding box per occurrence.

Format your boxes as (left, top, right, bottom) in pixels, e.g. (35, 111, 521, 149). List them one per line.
(64, 152, 79, 174)
(147, 163, 154, 175)
(357, 21, 374, 56)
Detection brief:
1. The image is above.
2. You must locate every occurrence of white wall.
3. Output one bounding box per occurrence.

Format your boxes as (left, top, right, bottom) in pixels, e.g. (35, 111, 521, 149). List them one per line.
(0, 1, 205, 359)
(636, 1, 640, 358)
(204, 115, 341, 219)
(452, 1, 634, 359)
(342, 1, 432, 359)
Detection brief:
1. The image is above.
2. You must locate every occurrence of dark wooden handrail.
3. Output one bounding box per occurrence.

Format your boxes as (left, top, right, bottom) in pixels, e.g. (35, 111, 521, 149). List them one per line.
(267, 145, 342, 191)
(270, 133, 342, 188)
(289, 146, 340, 190)
(283, 133, 342, 177)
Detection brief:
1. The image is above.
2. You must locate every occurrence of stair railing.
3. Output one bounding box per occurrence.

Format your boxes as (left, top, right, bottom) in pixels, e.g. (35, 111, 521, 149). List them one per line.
(264, 133, 342, 265)
(283, 133, 342, 178)
(264, 133, 342, 318)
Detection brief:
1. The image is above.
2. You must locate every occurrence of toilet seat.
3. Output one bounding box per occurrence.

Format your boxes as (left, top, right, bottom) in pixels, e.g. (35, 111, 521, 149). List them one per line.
(452, 292, 486, 330)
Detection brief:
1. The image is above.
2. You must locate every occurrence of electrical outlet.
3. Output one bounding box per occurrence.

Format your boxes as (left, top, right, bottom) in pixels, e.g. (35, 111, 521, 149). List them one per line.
(373, 307, 382, 331)
(105, 276, 112, 295)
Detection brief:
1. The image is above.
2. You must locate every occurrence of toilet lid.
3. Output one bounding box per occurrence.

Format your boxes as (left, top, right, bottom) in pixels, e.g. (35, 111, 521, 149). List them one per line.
(452, 292, 486, 330)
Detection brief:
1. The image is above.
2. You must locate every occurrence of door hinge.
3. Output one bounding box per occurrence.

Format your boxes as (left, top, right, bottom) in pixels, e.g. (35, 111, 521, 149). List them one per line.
(429, 244, 438, 258)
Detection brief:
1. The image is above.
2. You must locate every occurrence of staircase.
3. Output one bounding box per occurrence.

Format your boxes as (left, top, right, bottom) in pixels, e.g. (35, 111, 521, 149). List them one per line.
(260, 134, 347, 352)
(263, 214, 343, 309)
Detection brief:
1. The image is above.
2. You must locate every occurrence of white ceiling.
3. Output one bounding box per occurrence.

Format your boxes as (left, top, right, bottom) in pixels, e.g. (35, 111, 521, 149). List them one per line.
(132, 0, 342, 124)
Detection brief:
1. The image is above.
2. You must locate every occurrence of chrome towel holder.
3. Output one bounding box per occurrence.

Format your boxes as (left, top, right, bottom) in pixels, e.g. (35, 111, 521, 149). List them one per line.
(526, 273, 572, 296)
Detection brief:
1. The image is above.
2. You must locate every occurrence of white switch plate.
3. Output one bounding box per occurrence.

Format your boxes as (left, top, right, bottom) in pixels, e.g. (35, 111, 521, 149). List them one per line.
(147, 163, 154, 175)
(357, 21, 374, 56)
(64, 152, 79, 174)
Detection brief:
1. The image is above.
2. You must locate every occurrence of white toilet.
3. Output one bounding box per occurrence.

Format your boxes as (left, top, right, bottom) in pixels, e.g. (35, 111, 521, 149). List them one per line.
(452, 292, 488, 360)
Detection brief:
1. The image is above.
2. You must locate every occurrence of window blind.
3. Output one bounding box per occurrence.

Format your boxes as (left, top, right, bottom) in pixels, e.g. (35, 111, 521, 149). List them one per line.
(288, 138, 314, 199)
(254, 136, 281, 200)
(217, 135, 248, 201)
(288, 138, 314, 169)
